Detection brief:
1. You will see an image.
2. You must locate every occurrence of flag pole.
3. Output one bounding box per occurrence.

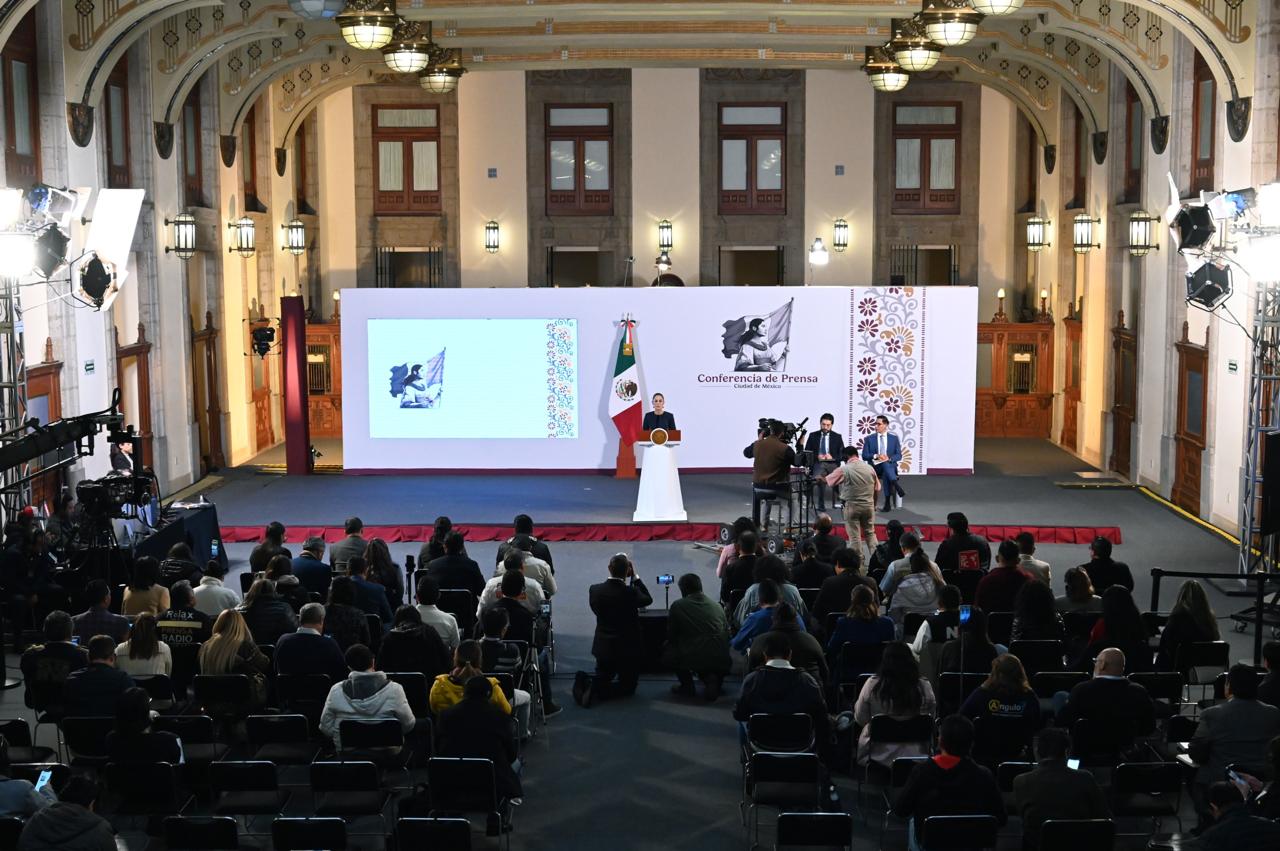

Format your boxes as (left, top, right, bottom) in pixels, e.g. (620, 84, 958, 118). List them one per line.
(777, 298, 793, 374)
(615, 314, 638, 479)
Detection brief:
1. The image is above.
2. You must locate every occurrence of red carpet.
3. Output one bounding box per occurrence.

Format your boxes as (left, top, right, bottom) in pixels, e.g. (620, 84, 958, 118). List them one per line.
(219, 523, 1120, 545)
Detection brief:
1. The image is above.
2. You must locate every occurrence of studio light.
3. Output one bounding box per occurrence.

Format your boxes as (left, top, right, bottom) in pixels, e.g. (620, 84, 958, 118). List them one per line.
(381, 20, 438, 74)
(165, 212, 197, 259)
(0, 231, 34, 278)
(288, 0, 345, 19)
(1025, 216, 1051, 252)
(78, 254, 115, 307)
(808, 237, 829, 267)
(862, 45, 910, 93)
(655, 251, 671, 272)
(32, 224, 70, 278)
(251, 324, 276, 358)
(657, 219, 673, 253)
(419, 61, 465, 94)
(0, 188, 23, 229)
(970, 0, 1024, 15)
(335, 0, 399, 50)
(921, 0, 984, 47)
(1127, 210, 1159, 257)
(484, 220, 500, 254)
(891, 18, 943, 73)
(1186, 262, 1232, 310)
(26, 184, 79, 224)
(1072, 213, 1100, 254)
(282, 219, 306, 256)
(1258, 182, 1280, 228)
(229, 216, 256, 258)
(833, 218, 850, 252)
(1171, 205, 1215, 251)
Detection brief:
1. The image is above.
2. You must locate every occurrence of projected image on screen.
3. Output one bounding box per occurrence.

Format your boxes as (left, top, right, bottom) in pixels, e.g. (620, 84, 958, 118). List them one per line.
(368, 318, 578, 439)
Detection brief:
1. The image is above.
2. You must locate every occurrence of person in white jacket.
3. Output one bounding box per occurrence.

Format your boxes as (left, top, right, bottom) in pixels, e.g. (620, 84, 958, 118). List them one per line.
(319, 644, 416, 749)
(886, 549, 946, 637)
(193, 562, 241, 619)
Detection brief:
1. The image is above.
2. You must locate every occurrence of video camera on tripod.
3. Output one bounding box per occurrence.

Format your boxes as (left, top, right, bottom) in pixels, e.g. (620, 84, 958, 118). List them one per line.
(757, 416, 813, 467)
(75, 471, 156, 521)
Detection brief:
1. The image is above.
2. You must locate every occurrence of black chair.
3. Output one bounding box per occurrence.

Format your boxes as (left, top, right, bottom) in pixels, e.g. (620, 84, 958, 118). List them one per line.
(742, 752, 823, 848)
(920, 814, 999, 851)
(942, 571, 982, 604)
(1061, 611, 1102, 641)
(1140, 612, 1169, 640)
(1038, 818, 1115, 851)
(1071, 718, 1131, 768)
(987, 612, 1014, 647)
(152, 714, 227, 767)
(996, 761, 1034, 816)
(59, 715, 114, 770)
(972, 715, 1033, 768)
(396, 816, 472, 849)
(1175, 641, 1230, 691)
(0, 817, 24, 851)
(858, 715, 934, 811)
(427, 757, 511, 851)
(937, 672, 987, 717)
(486, 672, 516, 705)
(386, 671, 431, 719)
(437, 589, 478, 636)
(1129, 672, 1184, 711)
(22, 675, 68, 758)
(132, 674, 175, 705)
(338, 718, 409, 771)
(8, 762, 70, 793)
(277, 673, 334, 729)
(1008, 641, 1064, 679)
(193, 674, 253, 727)
(105, 761, 189, 818)
(272, 817, 347, 851)
(209, 761, 289, 818)
(776, 811, 854, 849)
(311, 761, 390, 823)
(835, 641, 887, 684)
(1111, 762, 1183, 832)
(0, 718, 55, 764)
(365, 614, 383, 654)
(903, 612, 927, 642)
(169, 642, 202, 701)
(245, 714, 320, 764)
(881, 756, 929, 841)
(162, 815, 240, 850)
(745, 713, 815, 754)
(797, 587, 821, 611)
(239, 573, 254, 595)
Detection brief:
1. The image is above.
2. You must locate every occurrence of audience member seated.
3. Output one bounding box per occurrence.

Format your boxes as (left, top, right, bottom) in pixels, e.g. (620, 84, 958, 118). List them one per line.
(807, 513, 846, 567)
(430, 640, 513, 717)
(421, 516, 454, 565)
(1190, 665, 1280, 800)
(938, 608, 1000, 675)
(325, 576, 373, 652)
(1260, 641, 1280, 708)
(715, 517, 758, 578)
(790, 540, 834, 590)
(197, 609, 270, 707)
(478, 607, 537, 733)
(378, 606, 451, 682)
(959, 654, 1040, 764)
(910, 585, 962, 652)
(1010, 581, 1065, 643)
(733, 570, 807, 631)
(415, 575, 461, 651)
(747, 603, 829, 686)
(437, 675, 522, 832)
(1055, 647, 1155, 739)
(495, 513, 555, 573)
(121, 557, 169, 617)
(249, 521, 292, 573)
(886, 549, 946, 634)
(826, 585, 895, 671)
(193, 560, 240, 618)
(1231, 734, 1280, 820)
(264, 554, 311, 614)
(426, 530, 485, 599)
(20, 610, 88, 702)
(1081, 586, 1151, 672)
(890, 715, 1006, 851)
(732, 580, 785, 654)
(320, 643, 416, 749)
(934, 512, 991, 572)
(853, 642, 937, 767)
(663, 573, 730, 701)
(1012, 727, 1108, 851)
(880, 531, 925, 596)
(974, 540, 1030, 615)
(1197, 781, 1280, 851)
(3, 527, 61, 652)
(156, 581, 213, 648)
(105, 686, 182, 764)
(114, 613, 172, 677)
(238, 577, 299, 647)
(479, 554, 546, 618)
(364, 537, 405, 612)
(1055, 566, 1103, 614)
(812, 548, 877, 627)
(1155, 579, 1221, 671)
(1015, 531, 1052, 586)
(345, 556, 394, 624)
(1078, 536, 1133, 594)
(0, 739, 55, 816)
(502, 536, 557, 597)
(720, 530, 766, 604)
(63, 635, 134, 717)
(275, 602, 348, 682)
(486, 572, 537, 645)
(577, 554, 651, 708)
(733, 634, 830, 754)
(869, 519, 907, 577)
(290, 535, 332, 598)
(328, 516, 368, 570)
(158, 543, 204, 589)
(17, 774, 115, 851)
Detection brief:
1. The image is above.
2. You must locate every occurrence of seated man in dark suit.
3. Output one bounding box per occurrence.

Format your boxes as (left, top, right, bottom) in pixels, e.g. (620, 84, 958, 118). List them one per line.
(802, 413, 844, 511)
(347, 556, 393, 625)
(291, 536, 333, 598)
(1013, 727, 1109, 850)
(1198, 781, 1280, 851)
(20, 610, 88, 710)
(63, 635, 134, 717)
(70, 580, 130, 646)
(1056, 647, 1156, 742)
(734, 633, 829, 748)
(275, 602, 348, 682)
(494, 514, 555, 574)
(426, 531, 486, 600)
(1078, 536, 1134, 594)
(328, 517, 368, 572)
(811, 548, 877, 629)
(641, 392, 676, 431)
(861, 414, 905, 512)
(576, 553, 651, 707)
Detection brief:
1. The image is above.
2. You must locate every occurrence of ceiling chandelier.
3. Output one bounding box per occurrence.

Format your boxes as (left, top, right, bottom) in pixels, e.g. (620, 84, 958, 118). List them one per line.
(419, 52, 467, 94)
(382, 20, 444, 74)
(970, 0, 1025, 15)
(891, 17, 943, 73)
(862, 45, 910, 93)
(335, 0, 399, 51)
(920, 0, 984, 47)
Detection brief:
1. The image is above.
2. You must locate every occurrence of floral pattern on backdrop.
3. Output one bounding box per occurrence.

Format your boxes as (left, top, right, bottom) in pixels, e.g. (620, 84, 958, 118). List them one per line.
(545, 319, 579, 438)
(848, 287, 924, 475)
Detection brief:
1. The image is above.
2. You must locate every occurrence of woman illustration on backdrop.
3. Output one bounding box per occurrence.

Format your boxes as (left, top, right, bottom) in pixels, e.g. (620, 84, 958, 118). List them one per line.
(734, 318, 784, 371)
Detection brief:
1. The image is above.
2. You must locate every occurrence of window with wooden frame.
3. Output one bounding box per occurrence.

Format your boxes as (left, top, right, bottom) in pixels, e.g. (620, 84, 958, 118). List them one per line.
(2, 10, 41, 188)
(104, 56, 130, 188)
(546, 105, 612, 216)
(891, 103, 960, 215)
(372, 105, 441, 215)
(242, 103, 260, 210)
(1190, 51, 1216, 195)
(1071, 102, 1087, 208)
(294, 119, 314, 214)
(181, 84, 205, 208)
(1121, 81, 1142, 203)
(718, 104, 785, 215)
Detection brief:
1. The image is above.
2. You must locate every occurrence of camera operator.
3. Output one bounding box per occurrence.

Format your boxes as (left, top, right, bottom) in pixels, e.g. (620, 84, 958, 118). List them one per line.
(744, 420, 797, 530)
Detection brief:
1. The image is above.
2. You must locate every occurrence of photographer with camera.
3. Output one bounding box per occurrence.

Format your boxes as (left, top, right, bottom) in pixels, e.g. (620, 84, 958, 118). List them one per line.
(744, 419, 797, 530)
(575, 553, 652, 708)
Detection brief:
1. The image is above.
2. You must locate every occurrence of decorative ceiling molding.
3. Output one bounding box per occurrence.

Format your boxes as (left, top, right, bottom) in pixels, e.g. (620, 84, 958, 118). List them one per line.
(218, 41, 338, 137)
(956, 38, 1109, 133)
(270, 57, 384, 149)
(941, 56, 1057, 147)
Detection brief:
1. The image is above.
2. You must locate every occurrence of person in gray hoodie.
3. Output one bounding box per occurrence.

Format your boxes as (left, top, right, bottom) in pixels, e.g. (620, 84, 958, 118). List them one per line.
(319, 643, 415, 749)
(17, 776, 114, 851)
(886, 550, 946, 636)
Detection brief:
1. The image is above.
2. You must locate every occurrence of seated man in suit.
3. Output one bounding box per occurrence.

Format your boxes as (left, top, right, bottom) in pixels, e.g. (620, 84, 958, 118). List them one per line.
(862, 414, 905, 512)
(63, 635, 135, 717)
(1191, 665, 1280, 812)
(803, 413, 844, 511)
(1013, 727, 1109, 850)
(642, 393, 676, 430)
(275, 602, 348, 682)
(1056, 647, 1156, 745)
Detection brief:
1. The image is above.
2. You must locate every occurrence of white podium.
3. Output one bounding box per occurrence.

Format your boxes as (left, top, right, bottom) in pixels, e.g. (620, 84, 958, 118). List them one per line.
(633, 429, 687, 522)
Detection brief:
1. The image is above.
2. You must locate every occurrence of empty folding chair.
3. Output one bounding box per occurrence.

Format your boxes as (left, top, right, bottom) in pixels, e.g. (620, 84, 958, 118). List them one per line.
(1110, 762, 1183, 833)
(104, 761, 190, 820)
(1175, 641, 1230, 702)
(365, 615, 382, 654)
(742, 752, 823, 848)
(338, 718, 410, 776)
(937, 672, 986, 718)
(0, 817, 24, 851)
(245, 714, 320, 765)
(776, 811, 854, 850)
(996, 762, 1034, 817)
(152, 714, 228, 768)
(7, 763, 69, 793)
(193, 675, 253, 730)
(427, 757, 512, 851)
(1038, 818, 1115, 851)
(277, 673, 334, 730)
(132, 674, 175, 706)
(920, 814, 999, 851)
(162, 815, 240, 851)
(209, 761, 290, 822)
(857, 715, 934, 813)
(311, 761, 390, 828)
(986, 612, 1014, 647)
(59, 716, 114, 771)
(1007, 641, 1064, 679)
(437, 589, 478, 637)
(0, 718, 55, 764)
(395, 816, 472, 850)
(272, 817, 347, 851)
(386, 671, 431, 719)
(881, 756, 929, 842)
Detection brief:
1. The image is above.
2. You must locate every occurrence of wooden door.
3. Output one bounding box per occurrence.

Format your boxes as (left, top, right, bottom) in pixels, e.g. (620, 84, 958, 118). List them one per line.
(1172, 322, 1209, 513)
(974, 320, 1055, 438)
(190, 312, 226, 475)
(1110, 311, 1137, 478)
(114, 323, 154, 468)
(1060, 317, 1082, 450)
(305, 320, 342, 437)
(25, 339, 63, 510)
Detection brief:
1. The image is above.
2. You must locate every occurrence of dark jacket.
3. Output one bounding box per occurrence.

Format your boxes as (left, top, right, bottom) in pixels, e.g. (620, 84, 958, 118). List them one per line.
(1189, 698, 1280, 784)
(960, 686, 1041, 763)
(158, 559, 203, 589)
(272, 575, 312, 614)
(974, 567, 1030, 615)
(240, 595, 298, 647)
(249, 543, 292, 574)
(1012, 760, 1109, 848)
(20, 642, 88, 707)
(1081, 558, 1134, 594)
(806, 530, 844, 565)
(437, 697, 522, 800)
(1155, 608, 1217, 671)
(745, 436, 796, 485)
(495, 536, 555, 573)
(377, 624, 451, 681)
(62, 663, 134, 717)
(328, 535, 367, 570)
(791, 558, 834, 591)
(663, 592, 731, 675)
(17, 801, 115, 851)
(1259, 670, 1280, 709)
(350, 576, 393, 624)
(891, 756, 1006, 833)
(747, 624, 829, 686)
(156, 606, 213, 647)
(938, 638, 999, 675)
(105, 729, 183, 764)
(71, 607, 129, 646)
(426, 554, 486, 599)
(588, 577, 652, 662)
(720, 556, 759, 604)
(275, 629, 348, 682)
(324, 603, 371, 652)
(811, 571, 876, 627)
(290, 554, 332, 598)
(1057, 676, 1156, 738)
(935, 532, 992, 572)
(1198, 804, 1280, 851)
(733, 663, 829, 746)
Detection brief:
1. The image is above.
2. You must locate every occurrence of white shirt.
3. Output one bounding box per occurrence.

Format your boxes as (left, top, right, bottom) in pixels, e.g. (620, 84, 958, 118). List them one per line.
(114, 640, 172, 677)
(193, 576, 241, 618)
(416, 604, 461, 650)
(491, 553, 557, 597)
(477, 574, 545, 617)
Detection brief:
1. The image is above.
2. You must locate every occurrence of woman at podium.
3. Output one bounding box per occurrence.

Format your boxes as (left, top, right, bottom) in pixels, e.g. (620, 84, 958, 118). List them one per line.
(642, 393, 676, 430)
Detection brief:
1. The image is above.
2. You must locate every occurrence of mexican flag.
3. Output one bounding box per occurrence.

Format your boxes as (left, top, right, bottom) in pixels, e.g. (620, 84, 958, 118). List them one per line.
(609, 319, 642, 445)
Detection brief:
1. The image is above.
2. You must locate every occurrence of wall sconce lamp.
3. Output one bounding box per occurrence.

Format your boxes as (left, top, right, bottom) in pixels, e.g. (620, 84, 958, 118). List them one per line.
(1127, 210, 1159, 257)
(657, 219, 673, 253)
(228, 216, 256, 257)
(993, 287, 1009, 322)
(1025, 216, 1051, 252)
(1072, 213, 1101, 254)
(808, 237, 829, 267)
(1037, 287, 1052, 320)
(833, 218, 849, 253)
(484, 220, 500, 254)
(165, 212, 197, 260)
(282, 218, 306, 256)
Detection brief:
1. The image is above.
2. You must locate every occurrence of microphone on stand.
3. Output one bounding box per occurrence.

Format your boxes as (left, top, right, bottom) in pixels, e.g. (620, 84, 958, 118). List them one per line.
(623, 256, 635, 287)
